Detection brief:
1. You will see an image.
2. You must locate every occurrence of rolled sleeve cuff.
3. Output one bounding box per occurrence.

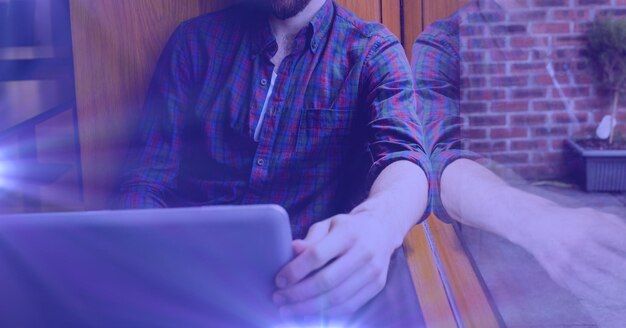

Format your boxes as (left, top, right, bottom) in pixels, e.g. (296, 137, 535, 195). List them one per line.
(367, 150, 433, 224)
(428, 148, 480, 223)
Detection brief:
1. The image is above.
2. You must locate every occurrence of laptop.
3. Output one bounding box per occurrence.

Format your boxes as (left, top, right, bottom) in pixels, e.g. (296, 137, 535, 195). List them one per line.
(0, 205, 293, 328)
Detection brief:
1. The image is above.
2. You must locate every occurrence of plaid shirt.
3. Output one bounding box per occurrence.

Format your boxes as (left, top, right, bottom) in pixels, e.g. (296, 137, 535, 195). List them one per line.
(411, 2, 481, 222)
(116, 0, 429, 238)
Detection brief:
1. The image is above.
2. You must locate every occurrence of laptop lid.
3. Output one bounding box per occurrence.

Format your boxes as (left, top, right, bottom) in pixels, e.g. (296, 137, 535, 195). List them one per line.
(0, 205, 292, 327)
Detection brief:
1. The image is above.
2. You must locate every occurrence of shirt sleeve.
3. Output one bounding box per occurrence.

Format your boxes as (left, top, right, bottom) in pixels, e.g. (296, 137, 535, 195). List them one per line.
(411, 30, 479, 223)
(111, 23, 194, 209)
(361, 33, 432, 224)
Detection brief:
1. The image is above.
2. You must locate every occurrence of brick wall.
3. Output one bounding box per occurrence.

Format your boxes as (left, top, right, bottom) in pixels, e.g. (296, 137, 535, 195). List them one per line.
(459, 0, 626, 179)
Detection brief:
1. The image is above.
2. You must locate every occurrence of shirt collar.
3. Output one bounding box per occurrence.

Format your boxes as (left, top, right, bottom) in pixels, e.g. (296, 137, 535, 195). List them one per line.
(307, 0, 333, 53)
(250, 0, 334, 57)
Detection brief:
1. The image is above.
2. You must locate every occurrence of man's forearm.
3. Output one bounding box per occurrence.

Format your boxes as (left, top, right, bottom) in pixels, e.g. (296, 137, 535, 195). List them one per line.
(351, 160, 429, 248)
(440, 159, 557, 245)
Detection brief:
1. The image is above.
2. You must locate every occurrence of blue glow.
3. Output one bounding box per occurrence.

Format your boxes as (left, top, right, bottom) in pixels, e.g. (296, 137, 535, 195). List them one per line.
(275, 324, 348, 328)
(0, 160, 7, 188)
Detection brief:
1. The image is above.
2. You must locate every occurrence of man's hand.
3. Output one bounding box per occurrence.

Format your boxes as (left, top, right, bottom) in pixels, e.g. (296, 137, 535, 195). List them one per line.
(272, 211, 400, 318)
(522, 206, 626, 307)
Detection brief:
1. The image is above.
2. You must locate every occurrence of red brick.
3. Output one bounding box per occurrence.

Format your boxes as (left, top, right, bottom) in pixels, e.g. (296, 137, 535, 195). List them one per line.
(511, 114, 547, 125)
(532, 22, 571, 34)
(466, 11, 505, 24)
(461, 77, 487, 88)
(597, 9, 626, 18)
(533, 101, 567, 111)
(510, 36, 550, 48)
(511, 140, 549, 151)
(532, 127, 569, 137)
(466, 37, 507, 49)
(511, 62, 547, 74)
(469, 115, 507, 126)
(534, 0, 568, 6)
(551, 112, 588, 124)
(553, 49, 585, 60)
(491, 50, 531, 61)
(577, 0, 610, 5)
(490, 127, 529, 139)
(532, 74, 571, 86)
(512, 89, 547, 99)
(492, 25, 528, 35)
(551, 139, 567, 149)
(462, 102, 488, 113)
(575, 98, 609, 111)
(552, 9, 590, 20)
(574, 73, 593, 84)
(469, 63, 506, 75)
(510, 11, 547, 22)
(492, 101, 530, 112)
(551, 86, 590, 98)
(575, 22, 593, 34)
(555, 35, 585, 46)
(467, 89, 506, 101)
(490, 76, 529, 87)
(461, 51, 485, 62)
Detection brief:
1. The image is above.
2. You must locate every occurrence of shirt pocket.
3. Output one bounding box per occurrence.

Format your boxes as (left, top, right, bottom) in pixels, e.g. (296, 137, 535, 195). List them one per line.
(296, 108, 354, 157)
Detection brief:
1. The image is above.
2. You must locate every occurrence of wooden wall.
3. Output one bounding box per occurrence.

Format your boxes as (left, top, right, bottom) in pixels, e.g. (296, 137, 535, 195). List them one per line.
(70, 0, 467, 209)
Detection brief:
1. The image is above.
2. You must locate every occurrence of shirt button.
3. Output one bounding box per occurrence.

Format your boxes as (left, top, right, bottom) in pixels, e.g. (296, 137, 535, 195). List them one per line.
(260, 79, 268, 87)
(256, 159, 265, 166)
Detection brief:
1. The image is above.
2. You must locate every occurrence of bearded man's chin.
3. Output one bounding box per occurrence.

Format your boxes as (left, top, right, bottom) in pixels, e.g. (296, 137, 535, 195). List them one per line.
(271, 0, 312, 20)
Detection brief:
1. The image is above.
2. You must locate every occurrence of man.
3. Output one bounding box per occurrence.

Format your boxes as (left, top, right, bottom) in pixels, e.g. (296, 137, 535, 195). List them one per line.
(412, 0, 626, 314)
(115, 0, 429, 323)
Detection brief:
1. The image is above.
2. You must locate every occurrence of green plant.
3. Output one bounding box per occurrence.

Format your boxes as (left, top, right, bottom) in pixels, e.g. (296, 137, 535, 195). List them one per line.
(584, 17, 626, 144)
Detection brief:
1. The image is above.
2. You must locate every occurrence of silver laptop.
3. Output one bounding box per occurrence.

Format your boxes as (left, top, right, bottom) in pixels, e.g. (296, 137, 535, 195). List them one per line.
(0, 205, 293, 327)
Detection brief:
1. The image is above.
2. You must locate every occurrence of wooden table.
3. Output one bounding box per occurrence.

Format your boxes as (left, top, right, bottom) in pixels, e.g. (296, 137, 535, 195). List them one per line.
(404, 215, 504, 328)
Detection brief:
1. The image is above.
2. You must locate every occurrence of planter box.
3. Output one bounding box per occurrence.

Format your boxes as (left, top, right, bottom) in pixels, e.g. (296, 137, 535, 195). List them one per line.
(565, 139, 626, 192)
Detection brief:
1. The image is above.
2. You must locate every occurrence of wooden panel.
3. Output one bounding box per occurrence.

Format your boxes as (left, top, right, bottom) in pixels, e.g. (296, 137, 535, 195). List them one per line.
(404, 216, 502, 327)
(381, 0, 402, 42)
(336, 0, 381, 22)
(403, 0, 423, 59)
(423, 0, 471, 28)
(70, 0, 233, 209)
(403, 0, 470, 59)
(404, 223, 457, 328)
(426, 218, 502, 327)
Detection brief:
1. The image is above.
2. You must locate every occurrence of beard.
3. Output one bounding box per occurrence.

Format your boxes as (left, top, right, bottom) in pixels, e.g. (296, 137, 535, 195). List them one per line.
(249, 0, 313, 20)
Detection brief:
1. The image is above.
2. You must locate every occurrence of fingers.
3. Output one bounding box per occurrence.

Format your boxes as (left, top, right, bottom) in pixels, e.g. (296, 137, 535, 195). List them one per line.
(292, 240, 307, 255)
(278, 261, 381, 317)
(276, 222, 353, 289)
(291, 220, 333, 259)
(274, 247, 370, 304)
(303, 220, 331, 244)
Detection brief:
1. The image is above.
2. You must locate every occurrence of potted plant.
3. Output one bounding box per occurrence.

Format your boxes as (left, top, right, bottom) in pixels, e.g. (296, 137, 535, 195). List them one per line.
(565, 17, 626, 192)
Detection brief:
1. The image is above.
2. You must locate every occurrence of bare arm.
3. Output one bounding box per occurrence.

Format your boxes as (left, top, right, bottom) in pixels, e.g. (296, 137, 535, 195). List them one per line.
(440, 159, 554, 244)
(441, 159, 626, 307)
(351, 160, 429, 248)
